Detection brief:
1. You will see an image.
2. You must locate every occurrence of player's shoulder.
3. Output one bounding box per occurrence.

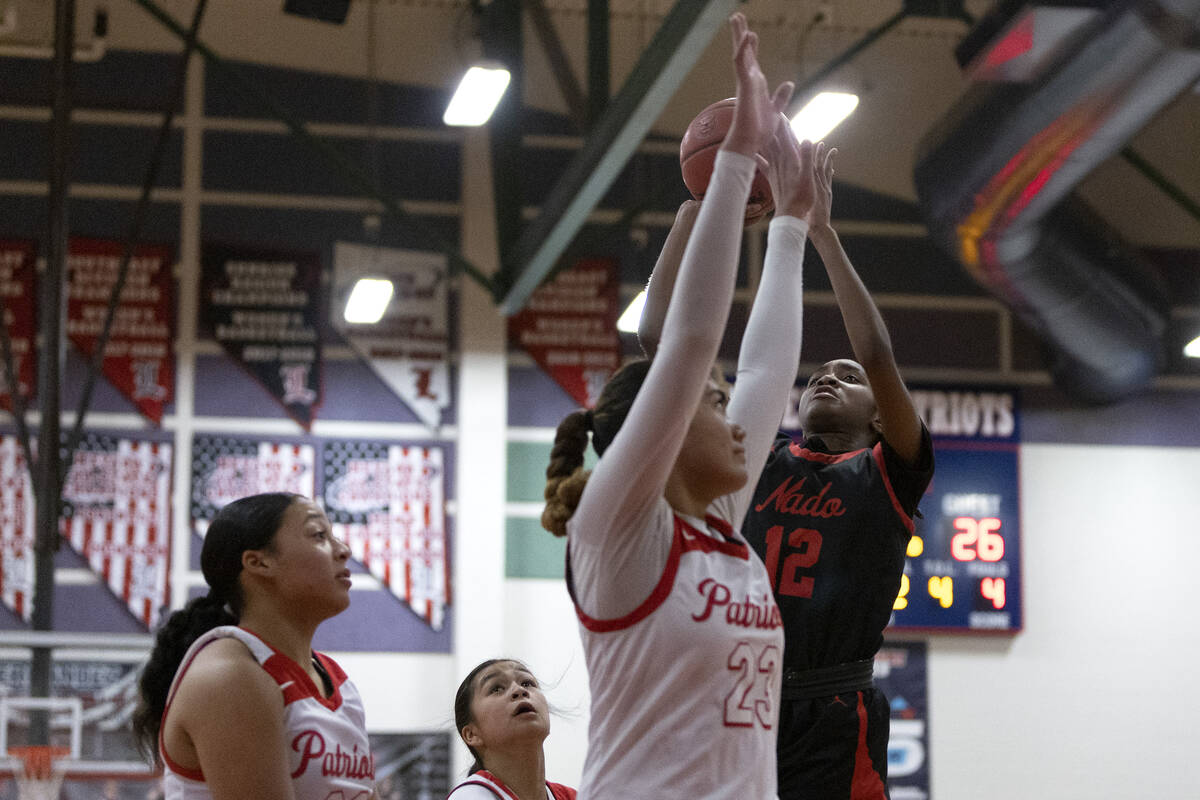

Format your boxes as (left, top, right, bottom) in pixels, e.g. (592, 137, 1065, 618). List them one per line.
(446, 781, 502, 799)
(177, 636, 271, 697)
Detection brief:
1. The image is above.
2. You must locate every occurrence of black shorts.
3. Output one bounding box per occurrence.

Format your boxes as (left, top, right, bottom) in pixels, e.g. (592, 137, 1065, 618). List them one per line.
(776, 688, 891, 800)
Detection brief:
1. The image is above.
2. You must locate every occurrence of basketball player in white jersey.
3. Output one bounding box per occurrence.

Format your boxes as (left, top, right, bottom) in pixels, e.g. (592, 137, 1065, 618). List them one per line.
(540, 14, 816, 798)
(448, 658, 576, 800)
(133, 493, 376, 800)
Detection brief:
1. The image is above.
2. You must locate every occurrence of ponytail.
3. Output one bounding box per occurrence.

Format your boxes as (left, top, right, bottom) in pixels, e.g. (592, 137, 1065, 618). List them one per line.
(540, 359, 653, 537)
(541, 410, 592, 537)
(132, 594, 237, 763)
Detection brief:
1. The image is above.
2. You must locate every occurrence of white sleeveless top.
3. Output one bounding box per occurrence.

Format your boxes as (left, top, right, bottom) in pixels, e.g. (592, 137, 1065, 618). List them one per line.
(160, 626, 374, 800)
(568, 503, 784, 800)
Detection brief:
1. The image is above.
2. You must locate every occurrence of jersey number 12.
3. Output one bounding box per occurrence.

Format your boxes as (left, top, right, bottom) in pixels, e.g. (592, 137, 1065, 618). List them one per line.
(763, 525, 823, 598)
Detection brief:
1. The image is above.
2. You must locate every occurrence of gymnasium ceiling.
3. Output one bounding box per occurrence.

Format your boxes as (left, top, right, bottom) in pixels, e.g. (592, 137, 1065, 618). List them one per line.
(5, 0, 1199, 266)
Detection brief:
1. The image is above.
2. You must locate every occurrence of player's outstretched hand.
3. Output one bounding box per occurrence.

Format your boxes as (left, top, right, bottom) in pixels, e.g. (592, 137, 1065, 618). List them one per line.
(807, 141, 837, 230)
(764, 114, 816, 221)
(723, 12, 793, 159)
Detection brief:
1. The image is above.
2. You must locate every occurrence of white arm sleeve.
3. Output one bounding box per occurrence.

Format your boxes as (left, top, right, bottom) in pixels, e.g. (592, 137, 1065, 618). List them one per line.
(570, 151, 756, 620)
(718, 215, 807, 525)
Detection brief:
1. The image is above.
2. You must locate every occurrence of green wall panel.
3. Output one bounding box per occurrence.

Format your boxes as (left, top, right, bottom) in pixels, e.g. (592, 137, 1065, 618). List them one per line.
(506, 516, 568, 578)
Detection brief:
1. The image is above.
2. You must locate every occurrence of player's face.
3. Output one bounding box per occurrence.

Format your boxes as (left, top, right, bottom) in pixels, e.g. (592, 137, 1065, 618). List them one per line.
(463, 661, 550, 750)
(676, 376, 748, 499)
(797, 359, 879, 435)
(260, 499, 352, 618)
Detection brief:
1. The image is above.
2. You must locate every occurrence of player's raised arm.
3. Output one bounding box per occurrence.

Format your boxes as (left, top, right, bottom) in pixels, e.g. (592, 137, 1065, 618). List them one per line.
(807, 143, 924, 464)
(724, 116, 814, 521)
(637, 199, 700, 358)
(568, 14, 793, 542)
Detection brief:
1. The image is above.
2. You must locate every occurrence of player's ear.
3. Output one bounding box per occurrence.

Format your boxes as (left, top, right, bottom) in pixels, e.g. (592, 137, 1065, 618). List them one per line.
(460, 723, 482, 749)
(870, 415, 884, 439)
(242, 548, 272, 577)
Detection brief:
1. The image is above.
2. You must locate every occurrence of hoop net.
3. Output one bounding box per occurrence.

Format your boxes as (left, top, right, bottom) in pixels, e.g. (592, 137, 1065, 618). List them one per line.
(8, 746, 68, 800)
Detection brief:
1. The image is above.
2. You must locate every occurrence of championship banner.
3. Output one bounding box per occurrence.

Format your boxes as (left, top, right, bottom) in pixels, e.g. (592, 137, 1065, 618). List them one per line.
(322, 440, 448, 629)
(67, 238, 174, 424)
(60, 434, 173, 629)
(508, 257, 620, 408)
(190, 436, 316, 536)
(0, 436, 35, 621)
(201, 245, 323, 430)
(332, 242, 449, 429)
(0, 240, 37, 411)
(875, 641, 930, 800)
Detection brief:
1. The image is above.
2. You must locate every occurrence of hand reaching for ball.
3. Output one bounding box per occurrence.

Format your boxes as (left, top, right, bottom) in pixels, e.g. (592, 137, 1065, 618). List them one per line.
(722, 13, 794, 161)
(764, 116, 816, 222)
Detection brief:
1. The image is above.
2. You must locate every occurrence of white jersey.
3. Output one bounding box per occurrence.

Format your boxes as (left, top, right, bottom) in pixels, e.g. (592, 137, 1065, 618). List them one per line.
(568, 500, 784, 800)
(160, 626, 374, 800)
(447, 769, 575, 799)
(564, 150, 804, 799)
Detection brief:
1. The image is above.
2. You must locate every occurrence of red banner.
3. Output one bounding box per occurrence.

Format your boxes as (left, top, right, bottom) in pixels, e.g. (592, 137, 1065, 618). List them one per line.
(66, 238, 174, 424)
(0, 240, 37, 411)
(508, 258, 621, 408)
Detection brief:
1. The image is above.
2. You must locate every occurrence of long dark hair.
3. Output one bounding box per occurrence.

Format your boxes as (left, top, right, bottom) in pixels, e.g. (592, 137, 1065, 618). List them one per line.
(542, 360, 652, 536)
(454, 658, 543, 776)
(132, 492, 301, 763)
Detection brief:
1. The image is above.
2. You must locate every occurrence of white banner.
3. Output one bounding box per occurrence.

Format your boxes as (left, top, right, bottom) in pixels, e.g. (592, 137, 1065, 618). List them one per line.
(323, 441, 448, 630)
(61, 436, 174, 629)
(333, 242, 449, 430)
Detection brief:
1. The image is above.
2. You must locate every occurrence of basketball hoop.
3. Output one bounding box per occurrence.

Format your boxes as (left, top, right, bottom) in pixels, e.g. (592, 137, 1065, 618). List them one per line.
(8, 746, 68, 800)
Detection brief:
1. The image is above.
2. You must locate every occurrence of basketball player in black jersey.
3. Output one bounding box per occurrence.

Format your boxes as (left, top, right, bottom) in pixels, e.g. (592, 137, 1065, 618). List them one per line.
(641, 142, 932, 800)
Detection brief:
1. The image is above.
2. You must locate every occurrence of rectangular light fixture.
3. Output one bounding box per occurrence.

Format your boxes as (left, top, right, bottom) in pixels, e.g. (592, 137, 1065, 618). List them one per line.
(443, 64, 512, 127)
(344, 278, 394, 324)
(616, 290, 647, 333)
(1186, 334, 1200, 359)
(790, 92, 859, 143)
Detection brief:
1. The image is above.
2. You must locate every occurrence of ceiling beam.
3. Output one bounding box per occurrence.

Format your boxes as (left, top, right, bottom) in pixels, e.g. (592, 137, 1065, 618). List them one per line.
(526, 0, 588, 132)
(498, 0, 740, 315)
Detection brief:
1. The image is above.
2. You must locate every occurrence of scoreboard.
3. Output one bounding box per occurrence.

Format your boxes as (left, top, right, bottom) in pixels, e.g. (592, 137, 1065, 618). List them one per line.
(889, 388, 1022, 633)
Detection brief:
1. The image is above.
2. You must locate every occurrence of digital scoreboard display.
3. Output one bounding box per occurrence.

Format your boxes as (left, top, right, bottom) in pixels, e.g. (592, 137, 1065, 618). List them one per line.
(888, 388, 1022, 633)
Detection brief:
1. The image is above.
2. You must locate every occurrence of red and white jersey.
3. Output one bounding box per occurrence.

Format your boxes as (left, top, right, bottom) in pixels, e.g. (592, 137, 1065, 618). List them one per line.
(160, 626, 374, 800)
(447, 769, 576, 800)
(567, 500, 784, 800)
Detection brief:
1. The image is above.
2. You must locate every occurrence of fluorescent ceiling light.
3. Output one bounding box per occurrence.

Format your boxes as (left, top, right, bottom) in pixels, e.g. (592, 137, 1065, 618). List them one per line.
(344, 278, 394, 324)
(443, 64, 511, 126)
(1185, 334, 1200, 359)
(790, 92, 859, 142)
(617, 290, 647, 334)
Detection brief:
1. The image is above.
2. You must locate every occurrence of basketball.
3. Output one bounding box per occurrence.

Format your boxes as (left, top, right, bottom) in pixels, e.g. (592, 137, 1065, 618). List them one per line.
(680, 98, 774, 224)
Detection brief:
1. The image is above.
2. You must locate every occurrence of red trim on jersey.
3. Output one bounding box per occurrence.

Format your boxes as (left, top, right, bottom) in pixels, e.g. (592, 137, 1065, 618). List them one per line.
(850, 692, 888, 799)
(570, 514, 748, 633)
(572, 518, 683, 633)
(241, 627, 346, 712)
(683, 515, 750, 559)
(870, 443, 915, 534)
(449, 771, 576, 800)
(159, 637, 219, 782)
(788, 443, 870, 464)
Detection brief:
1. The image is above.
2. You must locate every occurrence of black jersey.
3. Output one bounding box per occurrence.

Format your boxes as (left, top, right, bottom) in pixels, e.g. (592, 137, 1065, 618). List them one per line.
(743, 427, 933, 671)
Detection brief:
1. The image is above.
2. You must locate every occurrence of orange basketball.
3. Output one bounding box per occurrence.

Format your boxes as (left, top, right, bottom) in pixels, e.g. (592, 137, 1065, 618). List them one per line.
(680, 98, 773, 224)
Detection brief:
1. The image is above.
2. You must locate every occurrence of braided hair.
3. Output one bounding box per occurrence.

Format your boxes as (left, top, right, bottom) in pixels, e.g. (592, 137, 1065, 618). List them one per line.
(541, 360, 652, 536)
